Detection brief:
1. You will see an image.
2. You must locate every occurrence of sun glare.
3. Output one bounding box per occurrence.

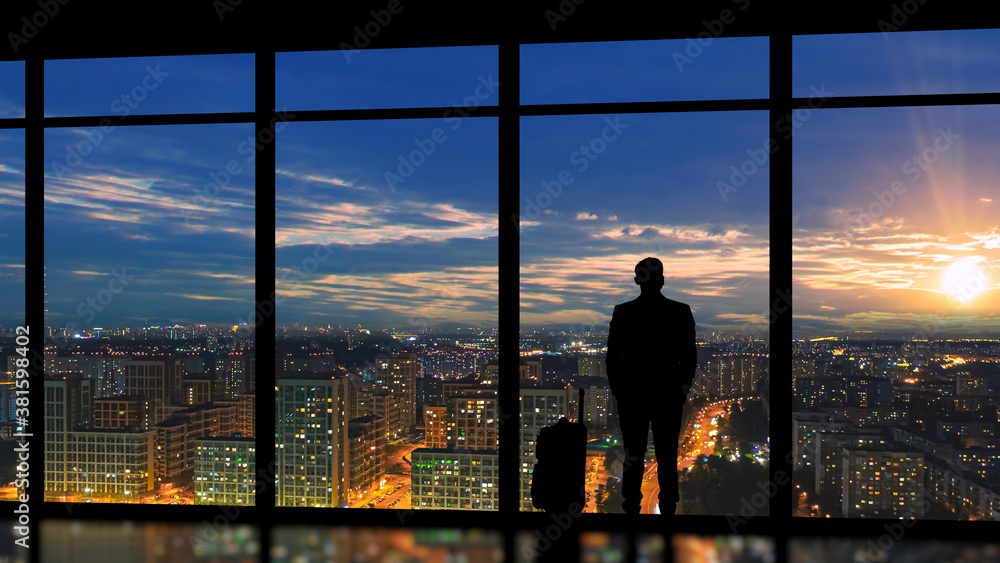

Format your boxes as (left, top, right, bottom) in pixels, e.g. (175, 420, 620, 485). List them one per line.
(943, 257, 988, 302)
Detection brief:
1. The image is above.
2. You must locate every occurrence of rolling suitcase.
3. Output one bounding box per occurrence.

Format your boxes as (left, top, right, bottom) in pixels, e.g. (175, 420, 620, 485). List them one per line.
(531, 388, 587, 513)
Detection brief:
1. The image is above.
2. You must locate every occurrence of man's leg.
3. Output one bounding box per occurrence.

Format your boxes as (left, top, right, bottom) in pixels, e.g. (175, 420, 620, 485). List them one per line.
(651, 396, 685, 514)
(616, 395, 650, 515)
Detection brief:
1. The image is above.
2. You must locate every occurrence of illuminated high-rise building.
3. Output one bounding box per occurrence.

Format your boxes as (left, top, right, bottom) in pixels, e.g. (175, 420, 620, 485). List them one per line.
(449, 389, 497, 451)
(276, 374, 350, 507)
(125, 358, 185, 423)
(842, 446, 924, 518)
(374, 353, 416, 434)
(578, 354, 607, 379)
(519, 383, 570, 511)
(411, 448, 498, 510)
(424, 405, 449, 449)
(347, 415, 386, 504)
(194, 436, 255, 505)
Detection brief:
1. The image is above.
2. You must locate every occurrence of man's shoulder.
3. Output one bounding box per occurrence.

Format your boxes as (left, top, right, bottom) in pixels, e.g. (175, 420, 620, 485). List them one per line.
(616, 295, 691, 307)
(612, 296, 691, 319)
(662, 296, 692, 312)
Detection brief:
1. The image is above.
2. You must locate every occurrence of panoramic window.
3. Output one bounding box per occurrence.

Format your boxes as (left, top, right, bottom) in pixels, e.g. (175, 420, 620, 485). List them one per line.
(793, 29, 1000, 520)
(42, 55, 256, 506)
(0, 111, 25, 502)
(275, 48, 498, 511)
(519, 39, 770, 518)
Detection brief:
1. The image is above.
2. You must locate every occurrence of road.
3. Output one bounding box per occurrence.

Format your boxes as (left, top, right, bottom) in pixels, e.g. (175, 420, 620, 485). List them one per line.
(641, 460, 659, 515)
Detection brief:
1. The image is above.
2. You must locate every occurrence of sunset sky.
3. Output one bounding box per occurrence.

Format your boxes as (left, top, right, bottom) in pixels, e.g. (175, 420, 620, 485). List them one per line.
(793, 30, 1000, 336)
(275, 42, 769, 331)
(38, 55, 256, 329)
(519, 111, 769, 332)
(274, 117, 498, 329)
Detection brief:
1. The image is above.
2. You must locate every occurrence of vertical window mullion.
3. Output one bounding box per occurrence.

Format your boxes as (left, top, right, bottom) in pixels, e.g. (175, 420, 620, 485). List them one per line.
(26, 54, 43, 563)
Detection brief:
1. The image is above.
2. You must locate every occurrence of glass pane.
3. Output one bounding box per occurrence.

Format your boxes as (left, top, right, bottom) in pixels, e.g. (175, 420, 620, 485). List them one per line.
(45, 54, 254, 117)
(520, 112, 770, 515)
(277, 46, 499, 110)
(0, 61, 25, 118)
(43, 124, 256, 505)
(794, 29, 1000, 98)
(275, 118, 498, 509)
(521, 38, 769, 105)
(793, 105, 1000, 520)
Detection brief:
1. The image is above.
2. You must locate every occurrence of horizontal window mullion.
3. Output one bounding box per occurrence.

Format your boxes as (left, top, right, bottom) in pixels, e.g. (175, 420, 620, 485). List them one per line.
(791, 91, 1000, 109)
(0, 118, 26, 128)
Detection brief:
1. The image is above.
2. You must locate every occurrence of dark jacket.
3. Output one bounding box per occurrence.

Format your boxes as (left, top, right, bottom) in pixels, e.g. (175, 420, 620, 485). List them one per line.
(606, 292, 697, 403)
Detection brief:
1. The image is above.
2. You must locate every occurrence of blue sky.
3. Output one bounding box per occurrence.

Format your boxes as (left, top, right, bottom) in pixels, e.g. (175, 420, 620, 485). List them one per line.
(273, 41, 768, 331)
(794, 29, 1000, 97)
(44, 124, 256, 329)
(39, 55, 256, 330)
(521, 37, 769, 104)
(0, 61, 25, 119)
(44, 54, 254, 117)
(277, 46, 499, 110)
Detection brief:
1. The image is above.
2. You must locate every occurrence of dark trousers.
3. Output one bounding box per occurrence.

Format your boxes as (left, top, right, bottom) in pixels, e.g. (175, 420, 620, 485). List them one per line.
(616, 392, 684, 515)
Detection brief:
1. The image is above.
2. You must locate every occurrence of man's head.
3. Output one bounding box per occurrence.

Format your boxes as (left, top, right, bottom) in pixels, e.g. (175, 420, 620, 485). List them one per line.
(634, 257, 664, 292)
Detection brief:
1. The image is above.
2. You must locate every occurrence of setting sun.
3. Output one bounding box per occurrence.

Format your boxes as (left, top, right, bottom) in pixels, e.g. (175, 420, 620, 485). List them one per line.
(943, 257, 988, 302)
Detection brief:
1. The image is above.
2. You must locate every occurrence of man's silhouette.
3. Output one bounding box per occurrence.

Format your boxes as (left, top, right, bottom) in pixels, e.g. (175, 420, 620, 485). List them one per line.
(606, 257, 697, 515)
